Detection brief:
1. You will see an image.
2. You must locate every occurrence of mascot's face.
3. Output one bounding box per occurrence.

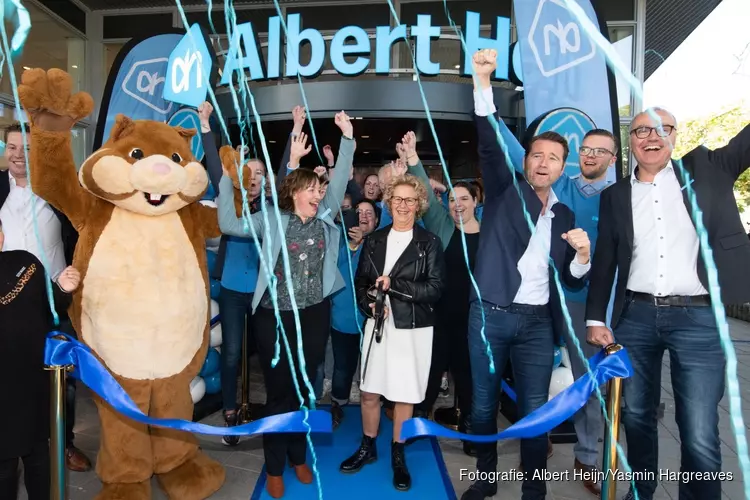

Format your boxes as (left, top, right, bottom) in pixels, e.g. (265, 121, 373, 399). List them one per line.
(79, 114, 207, 216)
(219, 146, 266, 198)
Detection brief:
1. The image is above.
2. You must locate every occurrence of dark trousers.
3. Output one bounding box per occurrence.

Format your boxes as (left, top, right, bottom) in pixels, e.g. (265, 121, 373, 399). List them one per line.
(57, 319, 77, 446)
(330, 328, 361, 404)
(469, 301, 553, 500)
(615, 297, 724, 500)
(416, 310, 473, 417)
(218, 286, 255, 411)
(254, 299, 331, 476)
(0, 440, 50, 500)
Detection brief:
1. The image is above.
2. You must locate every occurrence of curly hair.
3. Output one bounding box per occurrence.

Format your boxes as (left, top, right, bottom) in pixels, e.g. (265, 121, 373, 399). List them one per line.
(382, 174, 430, 219)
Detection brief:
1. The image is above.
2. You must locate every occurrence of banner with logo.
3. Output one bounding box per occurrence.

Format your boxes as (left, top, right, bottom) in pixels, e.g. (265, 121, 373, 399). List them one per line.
(93, 33, 183, 151)
(512, 0, 621, 180)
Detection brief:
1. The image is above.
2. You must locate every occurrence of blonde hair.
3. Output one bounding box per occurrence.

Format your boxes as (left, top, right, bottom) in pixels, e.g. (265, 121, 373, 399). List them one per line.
(382, 174, 429, 219)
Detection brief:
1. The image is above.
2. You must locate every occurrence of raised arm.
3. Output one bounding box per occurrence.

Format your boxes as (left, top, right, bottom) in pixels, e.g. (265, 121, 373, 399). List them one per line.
(400, 131, 454, 249)
(321, 112, 355, 214)
(707, 123, 750, 181)
(197, 101, 223, 194)
(471, 49, 516, 200)
(18, 68, 95, 230)
(217, 175, 264, 237)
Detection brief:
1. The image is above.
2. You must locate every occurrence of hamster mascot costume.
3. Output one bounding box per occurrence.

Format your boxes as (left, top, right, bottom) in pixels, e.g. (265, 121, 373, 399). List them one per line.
(18, 68, 225, 500)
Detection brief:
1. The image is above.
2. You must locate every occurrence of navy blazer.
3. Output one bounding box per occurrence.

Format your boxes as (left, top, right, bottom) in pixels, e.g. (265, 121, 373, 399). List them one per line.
(472, 114, 588, 343)
(0, 172, 78, 267)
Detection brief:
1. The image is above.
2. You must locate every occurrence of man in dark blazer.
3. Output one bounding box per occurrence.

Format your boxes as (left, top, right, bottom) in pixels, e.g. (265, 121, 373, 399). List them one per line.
(461, 49, 592, 500)
(0, 122, 91, 472)
(586, 108, 750, 500)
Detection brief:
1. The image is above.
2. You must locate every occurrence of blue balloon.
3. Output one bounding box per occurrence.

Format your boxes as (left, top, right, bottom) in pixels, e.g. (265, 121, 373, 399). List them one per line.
(204, 372, 221, 394)
(553, 347, 562, 369)
(200, 348, 220, 377)
(210, 279, 221, 301)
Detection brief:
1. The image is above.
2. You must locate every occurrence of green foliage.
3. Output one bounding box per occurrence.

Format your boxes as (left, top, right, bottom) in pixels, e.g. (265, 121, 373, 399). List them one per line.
(673, 103, 750, 211)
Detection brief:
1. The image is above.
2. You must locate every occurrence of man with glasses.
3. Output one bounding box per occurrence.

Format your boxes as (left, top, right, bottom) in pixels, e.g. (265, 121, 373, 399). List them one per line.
(586, 108, 750, 500)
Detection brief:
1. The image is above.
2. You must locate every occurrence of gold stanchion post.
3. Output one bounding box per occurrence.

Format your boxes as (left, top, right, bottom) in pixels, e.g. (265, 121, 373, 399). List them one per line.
(45, 334, 71, 500)
(601, 343, 624, 500)
(238, 317, 251, 424)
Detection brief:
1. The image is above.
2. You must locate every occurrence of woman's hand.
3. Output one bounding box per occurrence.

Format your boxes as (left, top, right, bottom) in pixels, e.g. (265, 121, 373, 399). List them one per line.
(375, 276, 390, 291)
(334, 111, 353, 139)
(290, 132, 312, 167)
(292, 105, 306, 135)
(369, 303, 389, 319)
(57, 266, 81, 293)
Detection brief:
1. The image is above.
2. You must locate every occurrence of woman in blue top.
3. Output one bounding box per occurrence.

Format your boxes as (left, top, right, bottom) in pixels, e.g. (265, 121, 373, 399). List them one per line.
(217, 112, 354, 499)
(401, 131, 481, 457)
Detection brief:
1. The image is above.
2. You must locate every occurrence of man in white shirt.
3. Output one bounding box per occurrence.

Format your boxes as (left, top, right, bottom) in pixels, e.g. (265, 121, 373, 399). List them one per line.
(0, 122, 91, 472)
(586, 108, 750, 500)
(462, 49, 592, 500)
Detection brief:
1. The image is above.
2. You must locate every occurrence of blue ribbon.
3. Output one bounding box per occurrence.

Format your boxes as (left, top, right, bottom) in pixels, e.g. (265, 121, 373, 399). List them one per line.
(44, 332, 333, 436)
(401, 348, 632, 442)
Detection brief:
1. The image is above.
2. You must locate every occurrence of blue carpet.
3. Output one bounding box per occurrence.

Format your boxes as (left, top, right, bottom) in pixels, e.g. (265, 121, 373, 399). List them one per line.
(250, 405, 456, 499)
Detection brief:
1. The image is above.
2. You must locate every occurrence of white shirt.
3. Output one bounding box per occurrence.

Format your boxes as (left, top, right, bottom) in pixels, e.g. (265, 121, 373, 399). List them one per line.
(0, 171, 67, 279)
(586, 164, 707, 326)
(471, 88, 591, 305)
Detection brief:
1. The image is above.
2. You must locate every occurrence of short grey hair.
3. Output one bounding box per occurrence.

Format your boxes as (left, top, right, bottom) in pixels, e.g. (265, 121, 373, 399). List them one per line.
(631, 107, 678, 130)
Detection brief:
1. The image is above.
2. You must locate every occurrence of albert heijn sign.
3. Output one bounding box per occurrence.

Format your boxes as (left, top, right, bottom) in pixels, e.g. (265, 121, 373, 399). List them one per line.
(164, 12, 523, 108)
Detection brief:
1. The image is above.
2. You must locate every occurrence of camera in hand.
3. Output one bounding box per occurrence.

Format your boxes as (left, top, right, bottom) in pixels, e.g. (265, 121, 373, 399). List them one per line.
(372, 282, 386, 343)
(342, 209, 360, 236)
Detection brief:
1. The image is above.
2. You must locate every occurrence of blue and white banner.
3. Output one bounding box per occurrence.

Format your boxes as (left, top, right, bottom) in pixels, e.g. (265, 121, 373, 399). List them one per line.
(93, 33, 183, 149)
(513, 0, 620, 180)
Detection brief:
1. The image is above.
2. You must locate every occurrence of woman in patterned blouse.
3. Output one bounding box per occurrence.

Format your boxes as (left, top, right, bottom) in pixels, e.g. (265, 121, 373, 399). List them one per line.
(0, 219, 81, 500)
(217, 111, 355, 499)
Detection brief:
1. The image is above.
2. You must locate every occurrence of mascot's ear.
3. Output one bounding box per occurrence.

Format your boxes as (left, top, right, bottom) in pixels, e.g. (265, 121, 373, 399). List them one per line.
(219, 145, 239, 172)
(173, 126, 197, 146)
(110, 114, 136, 142)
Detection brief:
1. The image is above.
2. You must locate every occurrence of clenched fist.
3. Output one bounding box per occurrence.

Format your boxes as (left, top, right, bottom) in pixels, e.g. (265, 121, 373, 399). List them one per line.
(471, 49, 497, 90)
(562, 228, 591, 264)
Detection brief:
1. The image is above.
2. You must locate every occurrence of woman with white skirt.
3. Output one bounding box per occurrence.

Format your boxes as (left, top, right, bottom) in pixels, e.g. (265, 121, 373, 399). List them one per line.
(339, 173, 445, 491)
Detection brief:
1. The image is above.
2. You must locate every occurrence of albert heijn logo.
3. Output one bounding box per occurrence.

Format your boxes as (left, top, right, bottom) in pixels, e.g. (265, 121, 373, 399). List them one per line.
(528, 0, 597, 77)
(533, 107, 596, 178)
(164, 24, 218, 108)
(167, 107, 205, 162)
(121, 58, 173, 116)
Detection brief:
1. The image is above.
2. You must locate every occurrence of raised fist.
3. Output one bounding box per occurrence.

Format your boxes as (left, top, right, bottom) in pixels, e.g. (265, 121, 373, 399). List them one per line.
(472, 49, 498, 77)
(334, 111, 353, 139)
(198, 101, 213, 124)
(18, 68, 94, 132)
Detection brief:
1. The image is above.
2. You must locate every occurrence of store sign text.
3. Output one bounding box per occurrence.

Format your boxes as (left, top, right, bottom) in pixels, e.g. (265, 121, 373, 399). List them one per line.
(220, 12, 518, 84)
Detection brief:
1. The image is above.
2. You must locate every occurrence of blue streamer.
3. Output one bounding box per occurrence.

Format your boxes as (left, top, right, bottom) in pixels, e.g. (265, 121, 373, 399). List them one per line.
(382, 0, 493, 374)
(44, 333, 333, 436)
(8, 0, 30, 58)
(402, 348, 632, 441)
(560, 2, 750, 496)
(0, 7, 59, 327)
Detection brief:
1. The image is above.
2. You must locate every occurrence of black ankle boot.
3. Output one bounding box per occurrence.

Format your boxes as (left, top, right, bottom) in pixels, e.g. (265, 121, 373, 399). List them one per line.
(340, 435, 377, 473)
(391, 441, 411, 491)
(221, 410, 240, 446)
(458, 413, 477, 457)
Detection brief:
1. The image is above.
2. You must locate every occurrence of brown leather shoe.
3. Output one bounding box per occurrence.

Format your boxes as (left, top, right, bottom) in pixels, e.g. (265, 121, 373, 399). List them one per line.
(65, 447, 92, 472)
(573, 458, 602, 496)
(265, 474, 284, 498)
(294, 464, 313, 484)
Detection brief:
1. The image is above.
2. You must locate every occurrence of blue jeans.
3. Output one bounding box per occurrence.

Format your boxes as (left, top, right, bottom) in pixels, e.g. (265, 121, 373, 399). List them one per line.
(615, 298, 725, 500)
(330, 328, 362, 404)
(468, 301, 554, 500)
(217, 286, 254, 412)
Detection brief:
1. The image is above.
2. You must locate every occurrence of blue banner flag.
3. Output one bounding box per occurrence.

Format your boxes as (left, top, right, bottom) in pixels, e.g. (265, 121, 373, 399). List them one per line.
(93, 33, 183, 149)
(164, 23, 218, 109)
(512, 0, 621, 181)
(45, 333, 333, 436)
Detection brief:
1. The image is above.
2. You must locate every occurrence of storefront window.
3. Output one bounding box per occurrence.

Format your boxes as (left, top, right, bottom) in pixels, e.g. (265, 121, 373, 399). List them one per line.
(1, 2, 85, 95)
(608, 25, 635, 118)
(104, 42, 126, 81)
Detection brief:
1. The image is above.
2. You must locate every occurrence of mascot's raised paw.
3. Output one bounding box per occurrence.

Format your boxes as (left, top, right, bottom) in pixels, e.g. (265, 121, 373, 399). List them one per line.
(18, 67, 94, 131)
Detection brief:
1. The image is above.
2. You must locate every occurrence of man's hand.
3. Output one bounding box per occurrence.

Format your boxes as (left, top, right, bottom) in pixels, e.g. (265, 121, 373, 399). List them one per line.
(57, 266, 81, 292)
(289, 132, 312, 167)
(471, 49, 497, 91)
(562, 228, 591, 264)
(375, 276, 391, 291)
(198, 101, 213, 126)
(323, 144, 334, 166)
(334, 111, 353, 139)
(292, 105, 306, 135)
(587, 325, 614, 347)
(348, 227, 364, 246)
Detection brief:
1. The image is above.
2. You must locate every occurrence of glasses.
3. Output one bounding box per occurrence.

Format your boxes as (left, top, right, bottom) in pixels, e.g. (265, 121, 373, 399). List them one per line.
(391, 196, 418, 207)
(356, 209, 375, 218)
(630, 125, 675, 139)
(579, 147, 614, 158)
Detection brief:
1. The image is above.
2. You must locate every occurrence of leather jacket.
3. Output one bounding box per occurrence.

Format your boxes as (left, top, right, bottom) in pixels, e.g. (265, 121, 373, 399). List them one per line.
(355, 224, 445, 329)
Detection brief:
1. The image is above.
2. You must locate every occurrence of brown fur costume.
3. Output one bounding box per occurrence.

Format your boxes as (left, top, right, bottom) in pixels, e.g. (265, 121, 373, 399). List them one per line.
(18, 68, 225, 500)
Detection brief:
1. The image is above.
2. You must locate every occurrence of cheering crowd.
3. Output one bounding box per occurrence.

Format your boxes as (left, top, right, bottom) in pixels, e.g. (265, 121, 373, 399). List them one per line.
(1, 48, 749, 500)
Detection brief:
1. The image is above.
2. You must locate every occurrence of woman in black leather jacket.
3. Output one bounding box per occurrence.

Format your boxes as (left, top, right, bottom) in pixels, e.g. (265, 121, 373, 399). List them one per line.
(339, 174, 445, 492)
